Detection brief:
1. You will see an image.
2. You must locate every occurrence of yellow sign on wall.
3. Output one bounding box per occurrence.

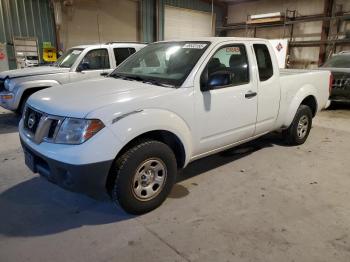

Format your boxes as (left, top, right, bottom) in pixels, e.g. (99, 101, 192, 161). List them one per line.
(43, 47, 57, 62)
(43, 42, 52, 48)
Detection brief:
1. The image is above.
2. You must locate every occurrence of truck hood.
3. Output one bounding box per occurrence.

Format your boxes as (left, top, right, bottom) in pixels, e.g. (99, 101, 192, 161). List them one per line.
(0, 66, 69, 79)
(28, 77, 176, 118)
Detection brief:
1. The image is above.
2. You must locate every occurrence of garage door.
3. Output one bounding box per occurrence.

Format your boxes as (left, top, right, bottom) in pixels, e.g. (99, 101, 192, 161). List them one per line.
(164, 5, 214, 40)
(61, 0, 138, 49)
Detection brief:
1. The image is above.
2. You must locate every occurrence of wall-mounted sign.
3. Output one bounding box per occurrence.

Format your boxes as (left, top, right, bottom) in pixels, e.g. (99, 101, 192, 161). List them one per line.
(0, 43, 9, 72)
(268, 39, 288, 69)
(43, 47, 57, 62)
(43, 42, 52, 48)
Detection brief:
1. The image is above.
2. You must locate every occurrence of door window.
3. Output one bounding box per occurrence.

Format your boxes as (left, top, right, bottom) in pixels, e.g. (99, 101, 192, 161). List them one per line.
(253, 44, 273, 81)
(206, 44, 249, 88)
(81, 49, 110, 70)
(114, 48, 136, 66)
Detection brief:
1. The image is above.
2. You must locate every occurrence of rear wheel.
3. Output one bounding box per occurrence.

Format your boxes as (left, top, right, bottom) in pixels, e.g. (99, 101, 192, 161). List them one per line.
(284, 105, 313, 145)
(111, 140, 177, 214)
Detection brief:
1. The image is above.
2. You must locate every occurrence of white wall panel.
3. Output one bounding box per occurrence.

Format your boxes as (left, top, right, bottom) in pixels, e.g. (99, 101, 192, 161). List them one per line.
(164, 5, 214, 40)
(61, 0, 138, 49)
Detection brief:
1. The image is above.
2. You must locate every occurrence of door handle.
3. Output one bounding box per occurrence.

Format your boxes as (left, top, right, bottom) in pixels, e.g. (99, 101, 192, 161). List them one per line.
(100, 72, 109, 76)
(245, 91, 257, 99)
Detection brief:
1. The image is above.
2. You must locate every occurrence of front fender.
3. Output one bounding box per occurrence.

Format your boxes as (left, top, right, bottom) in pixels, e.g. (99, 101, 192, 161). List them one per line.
(14, 79, 60, 93)
(282, 84, 317, 128)
(108, 109, 193, 166)
(12, 80, 61, 108)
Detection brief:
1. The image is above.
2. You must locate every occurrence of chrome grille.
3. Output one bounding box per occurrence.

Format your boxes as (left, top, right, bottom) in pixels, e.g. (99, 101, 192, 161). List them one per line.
(24, 107, 42, 133)
(331, 74, 350, 90)
(22, 106, 64, 144)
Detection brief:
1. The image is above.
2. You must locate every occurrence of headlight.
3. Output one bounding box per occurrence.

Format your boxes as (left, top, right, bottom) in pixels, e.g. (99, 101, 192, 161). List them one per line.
(4, 78, 15, 91)
(4, 79, 10, 90)
(55, 118, 105, 144)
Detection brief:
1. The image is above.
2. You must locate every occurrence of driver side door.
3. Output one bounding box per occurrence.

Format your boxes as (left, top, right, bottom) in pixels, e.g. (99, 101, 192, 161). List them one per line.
(193, 43, 258, 156)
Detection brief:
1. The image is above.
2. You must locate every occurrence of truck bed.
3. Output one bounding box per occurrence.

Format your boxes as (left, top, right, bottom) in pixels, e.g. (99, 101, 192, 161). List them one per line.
(274, 68, 331, 130)
(280, 68, 318, 76)
(279, 69, 330, 105)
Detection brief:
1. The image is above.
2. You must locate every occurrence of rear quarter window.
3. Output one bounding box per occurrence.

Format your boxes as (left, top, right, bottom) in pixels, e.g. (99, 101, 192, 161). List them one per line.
(114, 48, 136, 66)
(253, 44, 273, 81)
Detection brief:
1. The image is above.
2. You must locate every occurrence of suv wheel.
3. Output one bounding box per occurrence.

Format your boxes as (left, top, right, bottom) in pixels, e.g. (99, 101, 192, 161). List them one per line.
(17, 95, 30, 115)
(111, 140, 177, 214)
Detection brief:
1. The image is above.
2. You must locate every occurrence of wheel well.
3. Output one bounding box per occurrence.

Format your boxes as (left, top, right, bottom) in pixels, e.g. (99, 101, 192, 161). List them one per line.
(301, 95, 317, 117)
(105, 130, 186, 193)
(19, 87, 49, 109)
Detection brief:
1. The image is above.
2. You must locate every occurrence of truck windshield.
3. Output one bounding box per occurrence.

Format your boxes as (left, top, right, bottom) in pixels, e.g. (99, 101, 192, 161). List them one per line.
(323, 55, 350, 68)
(55, 48, 84, 68)
(111, 41, 210, 87)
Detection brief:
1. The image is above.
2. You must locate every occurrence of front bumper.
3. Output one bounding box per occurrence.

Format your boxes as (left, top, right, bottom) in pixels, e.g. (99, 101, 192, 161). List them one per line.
(330, 73, 350, 102)
(330, 86, 350, 102)
(329, 93, 350, 102)
(0, 92, 16, 110)
(20, 137, 113, 200)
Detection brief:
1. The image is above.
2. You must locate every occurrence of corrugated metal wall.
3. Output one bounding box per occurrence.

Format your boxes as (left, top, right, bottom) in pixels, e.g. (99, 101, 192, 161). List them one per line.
(0, 0, 56, 69)
(141, 0, 155, 43)
(141, 0, 224, 42)
(0, 0, 223, 68)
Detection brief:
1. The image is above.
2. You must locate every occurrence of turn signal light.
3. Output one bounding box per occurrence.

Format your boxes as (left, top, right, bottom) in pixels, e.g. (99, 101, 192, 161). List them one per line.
(83, 119, 105, 141)
(1, 94, 13, 100)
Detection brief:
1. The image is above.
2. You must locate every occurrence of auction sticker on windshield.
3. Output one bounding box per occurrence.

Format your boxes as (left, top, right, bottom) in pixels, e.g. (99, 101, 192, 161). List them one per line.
(72, 50, 82, 55)
(183, 43, 207, 49)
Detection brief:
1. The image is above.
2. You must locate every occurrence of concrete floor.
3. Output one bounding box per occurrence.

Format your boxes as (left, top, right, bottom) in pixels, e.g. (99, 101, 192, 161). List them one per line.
(0, 104, 349, 262)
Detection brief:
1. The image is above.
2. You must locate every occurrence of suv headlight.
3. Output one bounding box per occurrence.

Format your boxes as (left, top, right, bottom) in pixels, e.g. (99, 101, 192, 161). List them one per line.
(4, 78, 16, 91)
(4, 79, 10, 90)
(55, 118, 105, 144)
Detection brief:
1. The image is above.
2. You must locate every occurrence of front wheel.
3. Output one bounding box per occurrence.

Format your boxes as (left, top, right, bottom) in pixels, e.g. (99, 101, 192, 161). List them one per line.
(284, 105, 313, 145)
(111, 140, 177, 214)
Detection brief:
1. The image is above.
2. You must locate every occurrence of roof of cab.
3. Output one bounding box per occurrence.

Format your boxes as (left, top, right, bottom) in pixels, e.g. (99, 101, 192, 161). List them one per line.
(71, 42, 147, 49)
(334, 51, 350, 56)
(157, 37, 268, 44)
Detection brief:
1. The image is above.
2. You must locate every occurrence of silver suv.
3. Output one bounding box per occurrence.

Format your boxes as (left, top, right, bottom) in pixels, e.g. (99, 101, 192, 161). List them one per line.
(0, 42, 146, 113)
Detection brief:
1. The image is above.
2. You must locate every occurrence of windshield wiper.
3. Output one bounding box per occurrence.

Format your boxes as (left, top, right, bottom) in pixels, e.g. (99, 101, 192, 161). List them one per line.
(110, 73, 141, 81)
(110, 74, 174, 88)
(142, 79, 174, 88)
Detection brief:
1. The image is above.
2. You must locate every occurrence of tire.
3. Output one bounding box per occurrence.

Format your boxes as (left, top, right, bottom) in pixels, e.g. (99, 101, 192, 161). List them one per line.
(16, 95, 29, 115)
(111, 140, 177, 214)
(284, 105, 313, 145)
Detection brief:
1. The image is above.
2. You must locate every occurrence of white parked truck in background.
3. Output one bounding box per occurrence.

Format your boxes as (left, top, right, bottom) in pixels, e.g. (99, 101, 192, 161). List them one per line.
(0, 42, 146, 113)
(19, 38, 331, 214)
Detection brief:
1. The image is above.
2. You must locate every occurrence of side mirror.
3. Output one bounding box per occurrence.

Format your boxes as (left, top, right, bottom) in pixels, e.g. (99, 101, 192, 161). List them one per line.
(77, 61, 90, 72)
(209, 71, 233, 88)
(200, 69, 233, 92)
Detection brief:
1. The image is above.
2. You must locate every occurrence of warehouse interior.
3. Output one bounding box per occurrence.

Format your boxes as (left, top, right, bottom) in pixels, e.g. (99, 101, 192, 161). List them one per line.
(1, 0, 350, 70)
(0, 0, 350, 262)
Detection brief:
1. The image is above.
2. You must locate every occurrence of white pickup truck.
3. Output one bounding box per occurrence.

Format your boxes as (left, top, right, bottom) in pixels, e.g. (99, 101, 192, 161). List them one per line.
(0, 42, 145, 113)
(19, 38, 331, 214)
